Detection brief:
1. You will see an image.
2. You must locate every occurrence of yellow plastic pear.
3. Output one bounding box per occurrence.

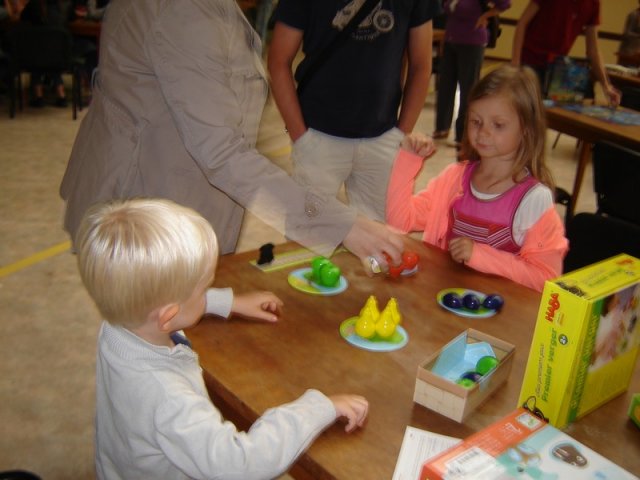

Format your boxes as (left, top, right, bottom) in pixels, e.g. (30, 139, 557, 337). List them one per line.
(385, 297, 402, 325)
(355, 303, 377, 339)
(359, 295, 380, 321)
(375, 306, 396, 339)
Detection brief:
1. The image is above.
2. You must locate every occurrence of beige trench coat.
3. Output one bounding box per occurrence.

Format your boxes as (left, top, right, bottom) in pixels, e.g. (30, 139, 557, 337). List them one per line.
(60, 0, 355, 254)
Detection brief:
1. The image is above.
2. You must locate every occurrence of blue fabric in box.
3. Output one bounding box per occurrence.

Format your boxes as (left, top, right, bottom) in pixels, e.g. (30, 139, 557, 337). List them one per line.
(431, 331, 496, 382)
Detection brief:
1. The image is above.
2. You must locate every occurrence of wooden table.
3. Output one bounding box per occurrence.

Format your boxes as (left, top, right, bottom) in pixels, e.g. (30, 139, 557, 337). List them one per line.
(188, 240, 640, 479)
(545, 104, 640, 217)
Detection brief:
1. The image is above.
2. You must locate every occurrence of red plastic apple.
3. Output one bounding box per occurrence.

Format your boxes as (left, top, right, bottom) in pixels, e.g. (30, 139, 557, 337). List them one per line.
(402, 251, 419, 270)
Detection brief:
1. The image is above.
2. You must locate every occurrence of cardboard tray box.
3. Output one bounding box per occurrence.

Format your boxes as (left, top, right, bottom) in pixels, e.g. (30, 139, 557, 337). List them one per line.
(420, 407, 636, 479)
(414, 328, 515, 423)
(518, 254, 640, 428)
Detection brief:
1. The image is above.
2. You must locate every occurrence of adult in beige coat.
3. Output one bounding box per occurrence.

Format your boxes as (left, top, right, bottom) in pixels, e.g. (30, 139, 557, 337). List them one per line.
(60, 0, 404, 272)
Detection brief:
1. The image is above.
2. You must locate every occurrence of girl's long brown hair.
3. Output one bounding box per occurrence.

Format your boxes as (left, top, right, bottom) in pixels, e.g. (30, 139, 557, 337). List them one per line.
(459, 65, 555, 190)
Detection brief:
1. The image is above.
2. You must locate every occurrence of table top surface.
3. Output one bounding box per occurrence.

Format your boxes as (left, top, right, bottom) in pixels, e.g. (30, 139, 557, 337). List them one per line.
(545, 103, 640, 151)
(188, 240, 640, 479)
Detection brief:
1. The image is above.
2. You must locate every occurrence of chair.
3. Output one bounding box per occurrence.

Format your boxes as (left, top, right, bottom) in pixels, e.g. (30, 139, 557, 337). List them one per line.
(592, 141, 640, 225)
(5, 25, 84, 119)
(562, 141, 640, 272)
(554, 186, 573, 227)
(563, 213, 640, 272)
(620, 85, 640, 110)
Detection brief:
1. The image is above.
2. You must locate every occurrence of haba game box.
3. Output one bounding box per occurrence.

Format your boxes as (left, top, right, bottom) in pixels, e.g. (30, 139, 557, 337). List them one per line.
(420, 407, 636, 479)
(518, 254, 640, 428)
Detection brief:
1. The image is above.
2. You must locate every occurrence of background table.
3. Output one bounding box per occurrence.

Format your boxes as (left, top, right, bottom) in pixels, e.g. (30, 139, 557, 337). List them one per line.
(545, 104, 640, 217)
(188, 240, 640, 479)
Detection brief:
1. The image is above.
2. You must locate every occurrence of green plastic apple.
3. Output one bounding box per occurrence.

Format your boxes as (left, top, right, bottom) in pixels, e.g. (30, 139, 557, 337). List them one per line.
(319, 263, 341, 287)
(311, 256, 330, 280)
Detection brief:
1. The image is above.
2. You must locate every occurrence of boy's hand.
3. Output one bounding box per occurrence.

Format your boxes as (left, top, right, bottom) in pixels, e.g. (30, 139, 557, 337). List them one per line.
(232, 291, 283, 322)
(400, 132, 436, 159)
(329, 394, 369, 433)
(449, 237, 474, 264)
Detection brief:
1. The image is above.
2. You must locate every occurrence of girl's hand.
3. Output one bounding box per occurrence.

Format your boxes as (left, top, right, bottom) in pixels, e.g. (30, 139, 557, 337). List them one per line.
(231, 291, 283, 322)
(400, 132, 436, 159)
(449, 237, 474, 264)
(329, 394, 369, 433)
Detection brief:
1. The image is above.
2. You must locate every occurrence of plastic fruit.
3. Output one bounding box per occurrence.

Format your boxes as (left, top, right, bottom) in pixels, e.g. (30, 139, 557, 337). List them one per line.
(375, 308, 396, 339)
(384, 297, 402, 325)
(388, 263, 404, 278)
(402, 251, 419, 270)
(476, 355, 499, 375)
(311, 256, 329, 280)
(483, 294, 505, 311)
(462, 293, 481, 310)
(360, 295, 380, 320)
(456, 378, 476, 389)
(319, 264, 341, 287)
(459, 371, 482, 383)
(383, 252, 403, 278)
(442, 292, 462, 309)
(355, 307, 377, 339)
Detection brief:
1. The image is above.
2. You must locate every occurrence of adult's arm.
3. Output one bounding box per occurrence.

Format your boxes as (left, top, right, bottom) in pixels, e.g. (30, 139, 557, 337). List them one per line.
(149, 2, 403, 268)
(397, 21, 433, 133)
(585, 25, 621, 106)
(147, 3, 354, 255)
(267, 22, 307, 142)
(511, 1, 539, 66)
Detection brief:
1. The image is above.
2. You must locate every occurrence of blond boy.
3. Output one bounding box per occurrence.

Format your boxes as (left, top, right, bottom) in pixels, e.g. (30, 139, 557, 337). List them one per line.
(76, 198, 368, 480)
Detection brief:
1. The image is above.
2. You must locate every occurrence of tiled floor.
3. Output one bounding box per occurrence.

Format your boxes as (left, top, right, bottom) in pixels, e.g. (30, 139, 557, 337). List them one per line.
(0, 74, 595, 479)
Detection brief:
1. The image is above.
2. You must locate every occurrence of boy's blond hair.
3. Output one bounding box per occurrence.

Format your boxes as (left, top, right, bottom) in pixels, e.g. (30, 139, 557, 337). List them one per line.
(75, 198, 218, 327)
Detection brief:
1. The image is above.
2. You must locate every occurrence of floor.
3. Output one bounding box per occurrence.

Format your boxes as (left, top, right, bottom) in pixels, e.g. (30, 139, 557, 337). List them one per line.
(0, 70, 595, 479)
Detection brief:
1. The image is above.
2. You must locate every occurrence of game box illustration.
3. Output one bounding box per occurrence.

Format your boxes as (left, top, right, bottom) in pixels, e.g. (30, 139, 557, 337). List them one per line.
(518, 254, 640, 428)
(420, 408, 636, 479)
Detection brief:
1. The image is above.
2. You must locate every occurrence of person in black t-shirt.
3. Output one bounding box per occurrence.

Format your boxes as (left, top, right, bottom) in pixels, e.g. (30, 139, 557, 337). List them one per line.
(268, 0, 439, 222)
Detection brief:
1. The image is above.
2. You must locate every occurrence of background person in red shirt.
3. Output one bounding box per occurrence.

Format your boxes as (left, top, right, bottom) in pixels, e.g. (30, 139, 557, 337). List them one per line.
(511, 0, 620, 107)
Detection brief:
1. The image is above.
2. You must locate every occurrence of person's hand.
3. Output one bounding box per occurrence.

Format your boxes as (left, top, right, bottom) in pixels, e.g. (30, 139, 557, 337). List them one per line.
(231, 291, 283, 322)
(343, 216, 405, 276)
(449, 237, 474, 264)
(400, 132, 437, 159)
(475, 14, 489, 29)
(329, 394, 369, 433)
(603, 84, 622, 108)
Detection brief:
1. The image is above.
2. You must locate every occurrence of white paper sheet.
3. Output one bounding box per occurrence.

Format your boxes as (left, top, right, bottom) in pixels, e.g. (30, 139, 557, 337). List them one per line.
(392, 426, 461, 480)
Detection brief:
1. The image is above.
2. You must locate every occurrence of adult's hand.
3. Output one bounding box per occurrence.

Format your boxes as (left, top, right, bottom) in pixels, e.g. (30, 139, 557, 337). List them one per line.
(342, 216, 405, 276)
(603, 84, 622, 108)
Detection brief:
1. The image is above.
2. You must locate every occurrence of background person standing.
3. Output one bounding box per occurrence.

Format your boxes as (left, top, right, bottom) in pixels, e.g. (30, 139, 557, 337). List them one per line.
(511, 0, 620, 106)
(433, 0, 510, 146)
(268, 0, 440, 222)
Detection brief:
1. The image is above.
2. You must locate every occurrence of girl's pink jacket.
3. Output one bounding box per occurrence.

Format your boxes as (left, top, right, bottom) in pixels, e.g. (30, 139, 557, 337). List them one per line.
(386, 150, 569, 292)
